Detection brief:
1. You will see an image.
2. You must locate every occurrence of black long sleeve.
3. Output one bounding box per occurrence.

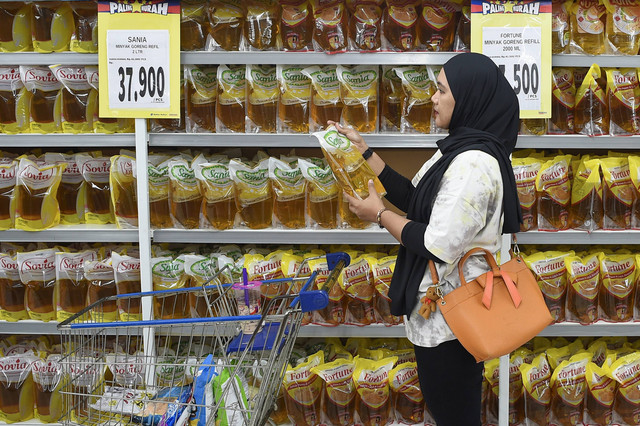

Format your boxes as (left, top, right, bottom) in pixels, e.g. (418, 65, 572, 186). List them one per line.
(401, 221, 445, 263)
(378, 164, 414, 212)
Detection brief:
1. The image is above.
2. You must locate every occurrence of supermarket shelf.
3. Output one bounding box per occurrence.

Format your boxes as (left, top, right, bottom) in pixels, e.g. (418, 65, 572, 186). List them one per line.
(8, 421, 60, 426)
(0, 320, 59, 335)
(552, 54, 640, 68)
(0, 225, 138, 242)
(0, 133, 135, 148)
(149, 132, 443, 148)
(541, 323, 640, 337)
(181, 51, 457, 65)
(0, 52, 98, 66)
(152, 228, 398, 244)
(298, 324, 406, 338)
(516, 230, 640, 245)
(516, 134, 640, 149)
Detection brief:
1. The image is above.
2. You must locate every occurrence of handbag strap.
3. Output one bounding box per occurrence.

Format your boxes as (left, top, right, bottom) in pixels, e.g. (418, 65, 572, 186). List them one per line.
(457, 247, 500, 285)
(428, 260, 439, 285)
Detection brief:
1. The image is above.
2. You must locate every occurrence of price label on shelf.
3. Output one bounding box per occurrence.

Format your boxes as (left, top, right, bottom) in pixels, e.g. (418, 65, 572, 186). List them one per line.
(98, 1, 180, 119)
(471, 1, 551, 119)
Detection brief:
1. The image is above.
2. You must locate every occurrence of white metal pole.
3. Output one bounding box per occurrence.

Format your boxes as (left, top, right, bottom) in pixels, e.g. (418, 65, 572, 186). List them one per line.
(498, 232, 513, 426)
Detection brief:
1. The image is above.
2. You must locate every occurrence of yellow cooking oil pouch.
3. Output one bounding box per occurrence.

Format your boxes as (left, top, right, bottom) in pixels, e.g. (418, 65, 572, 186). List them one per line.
(148, 154, 172, 229)
(599, 252, 636, 322)
(283, 351, 324, 426)
(570, 158, 602, 232)
(336, 64, 379, 133)
(0, 67, 30, 134)
(631, 155, 640, 229)
(314, 125, 386, 200)
(229, 158, 273, 229)
(69, 1, 98, 53)
(519, 352, 552, 426)
(151, 255, 189, 321)
(575, 63, 609, 136)
(15, 157, 65, 231)
(339, 255, 376, 326)
(523, 250, 574, 323)
(371, 256, 402, 325)
(277, 65, 311, 134)
(84, 258, 119, 323)
(0, 252, 28, 321)
(216, 64, 246, 133)
(50, 65, 96, 134)
(352, 356, 397, 426)
(76, 154, 114, 225)
(246, 64, 278, 133)
(309, 255, 346, 326)
(564, 252, 602, 324)
(535, 154, 572, 231)
(0, 159, 17, 230)
(110, 155, 138, 229)
(512, 156, 543, 232)
(310, 358, 356, 426)
(0, 3, 31, 52)
(608, 352, 640, 425)
(601, 157, 635, 230)
(301, 65, 343, 132)
(85, 66, 134, 134)
(606, 67, 640, 136)
(269, 157, 306, 229)
(584, 360, 616, 426)
(31, 2, 73, 53)
(395, 65, 436, 134)
(299, 158, 340, 229)
(193, 156, 236, 230)
(20, 66, 62, 134)
(549, 352, 591, 426)
(167, 155, 204, 230)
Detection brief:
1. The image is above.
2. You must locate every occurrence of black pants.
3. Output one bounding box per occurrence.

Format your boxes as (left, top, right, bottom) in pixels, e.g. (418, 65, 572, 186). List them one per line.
(414, 339, 484, 426)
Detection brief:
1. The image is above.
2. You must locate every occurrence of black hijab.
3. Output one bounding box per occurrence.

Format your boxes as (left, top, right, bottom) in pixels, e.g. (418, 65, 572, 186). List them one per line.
(388, 52, 523, 317)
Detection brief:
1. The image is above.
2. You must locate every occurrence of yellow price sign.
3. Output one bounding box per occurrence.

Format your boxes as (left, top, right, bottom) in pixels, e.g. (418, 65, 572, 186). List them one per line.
(98, 0, 180, 119)
(471, 1, 552, 119)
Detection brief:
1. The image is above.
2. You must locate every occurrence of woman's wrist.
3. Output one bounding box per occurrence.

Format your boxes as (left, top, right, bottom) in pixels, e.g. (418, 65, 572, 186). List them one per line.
(362, 148, 373, 160)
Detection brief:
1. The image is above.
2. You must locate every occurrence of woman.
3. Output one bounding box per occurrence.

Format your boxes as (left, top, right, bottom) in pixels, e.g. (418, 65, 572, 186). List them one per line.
(338, 52, 522, 425)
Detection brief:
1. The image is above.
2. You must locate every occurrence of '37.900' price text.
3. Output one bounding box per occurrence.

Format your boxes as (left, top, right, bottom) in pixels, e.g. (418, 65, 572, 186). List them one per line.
(117, 66, 166, 103)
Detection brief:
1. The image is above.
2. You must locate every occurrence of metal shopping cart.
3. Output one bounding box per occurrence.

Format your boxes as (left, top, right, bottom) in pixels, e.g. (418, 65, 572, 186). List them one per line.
(57, 252, 350, 426)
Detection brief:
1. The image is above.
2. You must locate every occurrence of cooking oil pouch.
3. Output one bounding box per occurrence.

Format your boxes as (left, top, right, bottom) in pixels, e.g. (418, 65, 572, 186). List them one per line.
(110, 155, 137, 229)
(583, 360, 616, 426)
(601, 157, 635, 230)
(603, 0, 640, 55)
(243, 0, 279, 51)
(206, 0, 245, 51)
(299, 158, 339, 229)
(535, 154, 572, 231)
(394, 65, 436, 134)
(371, 256, 402, 325)
(184, 65, 217, 133)
(301, 65, 343, 132)
(519, 353, 552, 426)
(44, 153, 84, 225)
(85, 66, 134, 134)
(0, 3, 31, 52)
(76, 154, 114, 225)
(308, 256, 346, 325)
(0, 67, 29, 134)
(380, 65, 403, 132)
(549, 67, 576, 134)
(310, 358, 356, 425)
(31, 2, 73, 53)
(55, 250, 97, 322)
(606, 67, 640, 135)
(148, 154, 172, 229)
(389, 361, 424, 425)
(216, 64, 246, 133)
(69, 1, 97, 53)
(419, 0, 460, 52)
(353, 356, 397, 426)
(151, 255, 190, 321)
(483, 358, 500, 424)
(168, 156, 204, 230)
(0, 252, 27, 321)
(523, 250, 574, 323)
(314, 125, 385, 200)
(452, 2, 470, 51)
(311, 0, 348, 52)
(382, 2, 419, 51)
(0, 158, 17, 230)
(31, 354, 63, 423)
(347, 1, 383, 51)
(0, 353, 38, 422)
(570, 158, 602, 231)
(570, 0, 606, 54)
(609, 352, 640, 425)
(229, 158, 273, 229)
(245, 64, 278, 133)
(17, 248, 57, 322)
(193, 157, 236, 230)
(280, 0, 313, 51)
(181, 0, 209, 51)
(336, 65, 379, 133)
(106, 352, 145, 389)
(599, 252, 636, 322)
(512, 156, 542, 232)
(15, 157, 64, 231)
(84, 258, 118, 323)
(49, 65, 95, 134)
(339, 255, 376, 326)
(277, 65, 311, 134)
(245, 251, 288, 312)
(630, 155, 640, 229)
(184, 255, 223, 318)
(283, 351, 324, 425)
(111, 252, 141, 321)
(575, 63, 609, 136)
(549, 352, 590, 426)
(269, 158, 306, 229)
(564, 252, 602, 325)
(20, 66, 62, 134)
(508, 348, 534, 425)
(552, 0, 572, 54)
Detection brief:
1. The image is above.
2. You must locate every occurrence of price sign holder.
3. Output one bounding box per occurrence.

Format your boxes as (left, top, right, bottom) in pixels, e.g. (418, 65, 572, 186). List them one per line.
(98, 0, 180, 118)
(471, 1, 551, 119)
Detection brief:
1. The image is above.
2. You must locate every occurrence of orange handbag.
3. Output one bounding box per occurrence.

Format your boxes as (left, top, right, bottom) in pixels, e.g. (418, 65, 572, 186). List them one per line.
(423, 247, 553, 362)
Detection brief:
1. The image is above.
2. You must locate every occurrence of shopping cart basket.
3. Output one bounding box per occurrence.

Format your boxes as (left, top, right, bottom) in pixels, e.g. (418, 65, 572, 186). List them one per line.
(57, 251, 350, 426)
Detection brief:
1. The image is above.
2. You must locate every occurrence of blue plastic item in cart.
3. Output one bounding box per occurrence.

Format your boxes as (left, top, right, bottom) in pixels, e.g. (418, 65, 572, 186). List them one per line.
(226, 322, 288, 354)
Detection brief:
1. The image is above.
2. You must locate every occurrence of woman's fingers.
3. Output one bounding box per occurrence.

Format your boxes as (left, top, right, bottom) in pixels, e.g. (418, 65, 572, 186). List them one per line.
(368, 179, 378, 198)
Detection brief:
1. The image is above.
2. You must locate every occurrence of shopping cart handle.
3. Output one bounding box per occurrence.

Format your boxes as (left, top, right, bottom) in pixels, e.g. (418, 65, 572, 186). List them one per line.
(299, 290, 329, 313)
(327, 252, 350, 270)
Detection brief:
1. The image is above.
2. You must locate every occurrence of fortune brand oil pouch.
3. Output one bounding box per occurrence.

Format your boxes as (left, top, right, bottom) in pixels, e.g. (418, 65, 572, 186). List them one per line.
(0, 67, 30, 134)
(229, 158, 273, 229)
(31, 2, 73, 53)
(631, 155, 640, 229)
(552, 0, 572, 54)
(419, 0, 460, 52)
(609, 352, 640, 425)
(395, 65, 436, 134)
(523, 250, 574, 322)
(184, 65, 218, 133)
(353, 356, 397, 426)
(339, 256, 376, 326)
(347, 0, 384, 51)
(84, 258, 118, 323)
(151, 255, 189, 320)
(246, 64, 278, 133)
(19, 66, 62, 134)
(575, 63, 609, 136)
(301, 65, 343, 132)
(564, 252, 602, 324)
(243, 0, 279, 51)
(283, 351, 324, 426)
(0, 352, 38, 422)
(550, 67, 576, 134)
(336, 65, 379, 133)
(389, 362, 424, 425)
(111, 252, 142, 322)
(148, 154, 172, 229)
(535, 155, 572, 231)
(601, 157, 635, 230)
(570, 0, 606, 54)
(308, 256, 345, 325)
(599, 252, 636, 322)
(584, 360, 616, 426)
(110, 155, 137, 229)
(484, 358, 500, 424)
(245, 250, 288, 311)
(380, 65, 403, 132)
(0, 158, 17, 230)
(0, 252, 28, 322)
(168, 155, 203, 230)
(508, 349, 534, 425)
(0, 3, 31, 52)
(55, 250, 97, 322)
(17, 248, 57, 322)
(519, 353, 552, 426)
(44, 153, 84, 225)
(14, 157, 64, 231)
(606, 67, 640, 136)
(550, 352, 590, 426)
(603, 0, 640, 55)
(216, 64, 246, 133)
(314, 125, 385, 200)
(76, 154, 113, 225)
(193, 157, 236, 230)
(207, 0, 244, 51)
(69, 1, 98, 53)
(311, 0, 348, 52)
(277, 65, 311, 134)
(269, 157, 306, 229)
(513, 156, 543, 232)
(371, 256, 402, 325)
(299, 158, 339, 229)
(570, 158, 603, 231)
(382, 1, 419, 51)
(49, 65, 95, 134)
(310, 358, 356, 426)
(85, 66, 134, 134)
